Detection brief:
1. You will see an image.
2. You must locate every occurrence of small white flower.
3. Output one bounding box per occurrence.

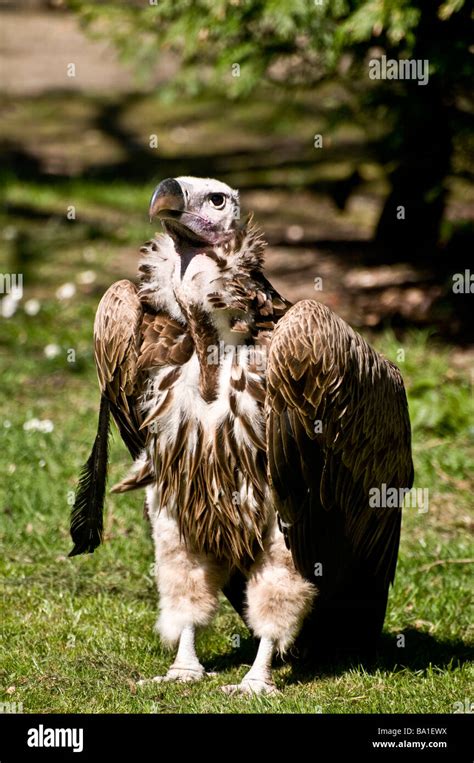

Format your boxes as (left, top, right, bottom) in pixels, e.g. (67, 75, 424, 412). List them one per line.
(23, 418, 39, 431)
(23, 418, 54, 433)
(3, 420, 11, 428)
(56, 283, 76, 300)
(1, 294, 20, 319)
(44, 344, 61, 359)
(77, 270, 96, 285)
(38, 459, 46, 468)
(24, 299, 41, 316)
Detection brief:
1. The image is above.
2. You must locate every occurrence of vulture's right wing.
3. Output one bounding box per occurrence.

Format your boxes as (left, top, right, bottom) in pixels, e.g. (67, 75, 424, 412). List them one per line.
(266, 300, 414, 595)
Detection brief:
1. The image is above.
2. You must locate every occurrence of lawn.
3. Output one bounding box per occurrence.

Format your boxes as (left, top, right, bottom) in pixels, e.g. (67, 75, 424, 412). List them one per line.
(0, 95, 473, 715)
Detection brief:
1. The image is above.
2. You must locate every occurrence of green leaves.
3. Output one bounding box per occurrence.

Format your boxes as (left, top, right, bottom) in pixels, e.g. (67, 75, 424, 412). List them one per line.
(67, 0, 473, 101)
(438, 0, 466, 21)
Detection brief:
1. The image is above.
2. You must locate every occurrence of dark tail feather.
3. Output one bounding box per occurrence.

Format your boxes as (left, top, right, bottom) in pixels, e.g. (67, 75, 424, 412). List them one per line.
(69, 394, 111, 557)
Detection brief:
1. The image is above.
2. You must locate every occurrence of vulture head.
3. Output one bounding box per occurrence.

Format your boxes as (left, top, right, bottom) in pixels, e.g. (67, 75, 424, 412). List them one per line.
(149, 176, 240, 248)
(147, 176, 264, 324)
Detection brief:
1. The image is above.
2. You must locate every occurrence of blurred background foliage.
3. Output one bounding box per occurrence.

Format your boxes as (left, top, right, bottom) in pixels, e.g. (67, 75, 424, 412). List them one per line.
(70, 0, 474, 259)
(3, 0, 471, 338)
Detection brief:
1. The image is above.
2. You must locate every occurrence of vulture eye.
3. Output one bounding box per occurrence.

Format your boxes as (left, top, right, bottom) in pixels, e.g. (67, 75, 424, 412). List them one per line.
(208, 193, 226, 209)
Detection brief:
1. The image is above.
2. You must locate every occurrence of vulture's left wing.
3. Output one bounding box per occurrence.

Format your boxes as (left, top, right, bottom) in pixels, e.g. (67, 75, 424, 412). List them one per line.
(266, 300, 413, 594)
(94, 279, 146, 459)
(70, 280, 146, 556)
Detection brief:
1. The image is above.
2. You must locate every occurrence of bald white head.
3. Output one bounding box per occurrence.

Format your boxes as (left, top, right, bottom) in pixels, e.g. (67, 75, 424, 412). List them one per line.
(149, 176, 240, 247)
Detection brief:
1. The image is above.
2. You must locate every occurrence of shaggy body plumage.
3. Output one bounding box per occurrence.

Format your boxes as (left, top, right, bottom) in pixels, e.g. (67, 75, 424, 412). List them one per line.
(70, 176, 413, 693)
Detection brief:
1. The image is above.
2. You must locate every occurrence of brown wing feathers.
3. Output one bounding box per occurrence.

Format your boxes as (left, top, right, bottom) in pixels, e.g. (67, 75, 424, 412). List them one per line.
(69, 275, 197, 554)
(267, 300, 414, 588)
(94, 280, 145, 459)
(138, 313, 193, 370)
(69, 281, 145, 555)
(69, 393, 111, 556)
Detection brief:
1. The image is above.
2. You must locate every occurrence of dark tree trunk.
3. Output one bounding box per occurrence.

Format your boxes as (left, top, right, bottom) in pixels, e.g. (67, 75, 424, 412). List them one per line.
(375, 79, 451, 260)
(375, 2, 456, 262)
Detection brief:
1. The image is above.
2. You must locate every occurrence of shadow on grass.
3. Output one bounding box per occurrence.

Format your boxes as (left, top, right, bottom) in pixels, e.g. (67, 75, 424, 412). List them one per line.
(199, 627, 473, 681)
(284, 628, 474, 685)
(204, 635, 258, 674)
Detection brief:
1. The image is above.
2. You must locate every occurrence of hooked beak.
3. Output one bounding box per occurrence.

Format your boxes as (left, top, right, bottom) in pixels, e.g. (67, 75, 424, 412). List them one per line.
(148, 177, 233, 249)
(149, 178, 185, 221)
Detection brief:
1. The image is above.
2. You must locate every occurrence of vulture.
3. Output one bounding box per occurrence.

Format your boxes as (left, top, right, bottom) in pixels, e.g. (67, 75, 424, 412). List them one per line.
(70, 176, 413, 695)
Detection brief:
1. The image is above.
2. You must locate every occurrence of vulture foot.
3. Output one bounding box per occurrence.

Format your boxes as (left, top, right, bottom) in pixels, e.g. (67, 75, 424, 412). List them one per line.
(138, 664, 214, 685)
(221, 678, 279, 696)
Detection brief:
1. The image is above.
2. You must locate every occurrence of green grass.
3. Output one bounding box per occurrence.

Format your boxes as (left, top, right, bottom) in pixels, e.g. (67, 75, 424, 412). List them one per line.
(0, 90, 473, 714)
(1, 286, 472, 713)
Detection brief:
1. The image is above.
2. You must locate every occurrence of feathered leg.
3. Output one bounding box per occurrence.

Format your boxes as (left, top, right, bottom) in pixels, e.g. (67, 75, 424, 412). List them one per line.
(222, 518, 316, 695)
(222, 635, 277, 695)
(140, 492, 228, 683)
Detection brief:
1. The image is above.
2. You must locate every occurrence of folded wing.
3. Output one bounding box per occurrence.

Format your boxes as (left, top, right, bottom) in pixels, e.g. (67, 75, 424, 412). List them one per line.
(266, 300, 414, 652)
(94, 279, 146, 459)
(69, 280, 145, 556)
